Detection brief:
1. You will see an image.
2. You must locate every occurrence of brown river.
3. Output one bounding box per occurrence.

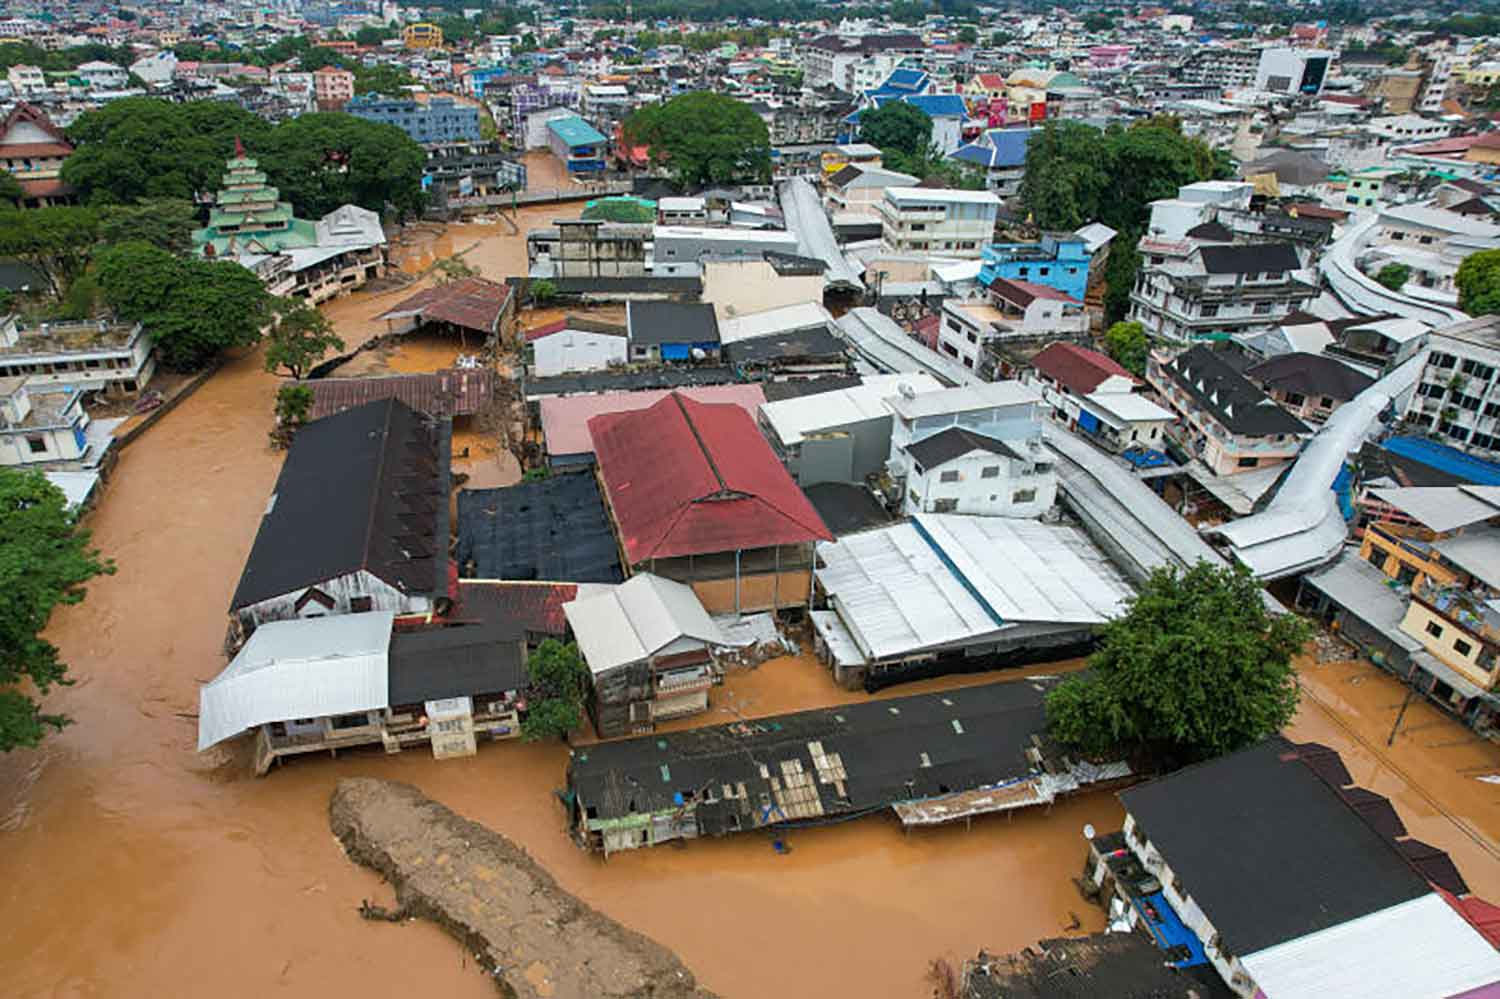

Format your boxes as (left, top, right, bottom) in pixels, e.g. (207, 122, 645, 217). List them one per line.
(4, 211, 1500, 999)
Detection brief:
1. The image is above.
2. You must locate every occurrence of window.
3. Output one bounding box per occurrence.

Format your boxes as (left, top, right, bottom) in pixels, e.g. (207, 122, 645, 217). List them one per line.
(25, 434, 46, 454)
(1390, 230, 1405, 240)
(331, 712, 371, 730)
(1431, 352, 1457, 370)
(1012, 488, 1036, 504)
(932, 498, 958, 513)
(1427, 621, 1445, 639)
(1200, 304, 1219, 318)
(1455, 638, 1474, 657)
(1461, 394, 1483, 412)
(1367, 548, 1388, 571)
(939, 470, 960, 483)
(1237, 456, 1259, 468)
(1320, 396, 1334, 408)
(981, 465, 1000, 479)
(350, 596, 373, 613)
(1284, 391, 1306, 406)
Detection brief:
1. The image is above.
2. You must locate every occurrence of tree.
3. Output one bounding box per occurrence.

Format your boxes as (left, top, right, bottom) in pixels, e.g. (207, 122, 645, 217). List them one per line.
(433, 255, 478, 284)
(1103, 320, 1149, 376)
(1046, 563, 1310, 763)
(622, 91, 771, 188)
(353, 64, 417, 95)
(95, 241, 274, 370)
(264, 304, 345, 379)
(97, 197, 198, 255)
(957, 25, 978, 43)
(0, 206, 100, 298)
(858, 100, 933, 159)
(261, 112, 426, 218)
(0, 170, 22, 207)
(1456, 249, 1500, 316)
(1375, 262, 1411, 291)
(1083, 13, 1114, 31)
(354, 25, 395, 46)
(271, 383, 314, 449)
(0, 468, 114, 751)
(521, 639, 590, 741)
(530, 278, 558, 305)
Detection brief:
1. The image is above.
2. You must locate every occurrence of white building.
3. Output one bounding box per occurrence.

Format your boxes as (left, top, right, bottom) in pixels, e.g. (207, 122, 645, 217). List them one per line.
(130, 51, 178, 85)
(878, 187, 1001, 258)
(1402, 316, 1500, 459)
(823, 164, 919, 223)
(1254, 47, 1333, 96)
(0, 317, 156, 396)
(1366, 114, 1452, 144)
(1130, 242, 1317, 342)
(527, 317, 627, 377)
(6, 64, 45, 94)
(75, 60, 129, 91)
(0, 378, 88, 467)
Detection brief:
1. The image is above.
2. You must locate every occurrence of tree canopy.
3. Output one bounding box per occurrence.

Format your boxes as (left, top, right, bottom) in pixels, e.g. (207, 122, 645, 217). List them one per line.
(1103, 320, 1149, 377)
(1375, 262, 1411, 292)
(264, 304, 345, 379)
(0, 468, 114, 751)
(260, 112, 427, 218)
(1046, 562, 1310, 763)
(97, 198, 198, 255)
(0, 170, 22, 207)
(623, 91, 771, 188)
(521, 639, 590, 741)
(0, 206, 100, 299)
(858, 100, 933, 159)
(95, 241, 275, 370)
(1456, 249, 1500, 317)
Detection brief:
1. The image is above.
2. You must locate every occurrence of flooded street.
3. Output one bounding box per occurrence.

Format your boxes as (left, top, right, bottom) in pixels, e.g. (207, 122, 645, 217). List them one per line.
(5, 208, 1500, 998)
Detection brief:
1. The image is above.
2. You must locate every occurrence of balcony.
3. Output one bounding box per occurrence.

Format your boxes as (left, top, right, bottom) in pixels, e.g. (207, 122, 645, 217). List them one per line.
(1414, 578, 1500, 644)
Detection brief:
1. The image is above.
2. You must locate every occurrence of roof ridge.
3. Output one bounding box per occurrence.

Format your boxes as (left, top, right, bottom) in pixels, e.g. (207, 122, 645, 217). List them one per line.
(673, 393, 729, 495)
(359, 398, 399, 579)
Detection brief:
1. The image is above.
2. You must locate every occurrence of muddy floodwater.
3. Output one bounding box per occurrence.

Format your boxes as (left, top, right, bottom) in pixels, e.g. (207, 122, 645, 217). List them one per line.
(5, 216, 1500, 998)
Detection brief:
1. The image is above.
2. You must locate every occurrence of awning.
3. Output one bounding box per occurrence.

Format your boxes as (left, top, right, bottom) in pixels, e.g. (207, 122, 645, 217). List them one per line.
(1412, 649, 1488, 703)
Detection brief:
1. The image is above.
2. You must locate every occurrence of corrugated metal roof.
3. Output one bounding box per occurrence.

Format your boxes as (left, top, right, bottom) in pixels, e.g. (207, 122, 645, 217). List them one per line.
(717, 302, 835, 345)
(759, 372, 942, 446)
(375, 277, 512, 334)
(308, 369, 496, 421)
(540, 383, 765, 458)
(1368, 486, 1500, 533)
(563, 573, 724, 675)
(198, 613, 393, 750)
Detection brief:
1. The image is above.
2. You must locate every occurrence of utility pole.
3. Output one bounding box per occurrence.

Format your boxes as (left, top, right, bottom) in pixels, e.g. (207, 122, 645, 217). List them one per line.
(1387, 681, 1418, 747)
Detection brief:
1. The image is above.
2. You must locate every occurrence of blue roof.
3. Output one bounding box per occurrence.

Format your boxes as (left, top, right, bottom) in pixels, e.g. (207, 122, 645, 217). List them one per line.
(547, 115, 607, 147)
(1384, 436, 1500, 486)
(950, 127, 1034, 168)
(866, 67, 930, 98)
(903, 94, 968, 118)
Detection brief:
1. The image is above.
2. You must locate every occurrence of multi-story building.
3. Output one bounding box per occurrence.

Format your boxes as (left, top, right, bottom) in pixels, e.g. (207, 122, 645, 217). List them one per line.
(1254, 46, 1333, 96)
(824, 164, 918, 226)
(0, 102, 73, 208)
(312, 66, 355, 108)
(1146, 345, 1309, 475)
(978, 235, 1092, 303)
(0, 316, 156, 397)
(878, 187, 1000, 259)
(1176, 48, 1258, 90)
(545, 114, 608, 174)
(402, 22, 443, 49)
(938, 279, 1088, 374)
(76, 60, 129, 91)
(1365, 203, 1500, 296)
(1403, 316, 1500, 459)
(6, 64, 45, 95)
(345, 94, 480, 146)
(423, 143, 527, 205)
(799, 33, 923, 91)
(0, 378, 89, 467)
(1130, 242, 1316, 343)
(1366, 114, 1452, 144)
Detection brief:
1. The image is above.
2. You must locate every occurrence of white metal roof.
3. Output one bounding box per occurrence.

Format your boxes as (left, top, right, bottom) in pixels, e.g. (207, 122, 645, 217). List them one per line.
(1083, 391, 1175, 424)
(197, 612, 393, 751)
(1240, 893, 1500, 999)
(1370, 486, 1500, 533)
(835, 307, 978, 387)
(658, 196, 704, 211)
(717, 301, 835, 345)
(759, 372, 942, 445)
(885, 186, 1002, 205)
(884, 380, 1041, 420)
(562, 574, 725, 676)
(1433, 525, 1500, 590)
(815, 514, 1132, 661)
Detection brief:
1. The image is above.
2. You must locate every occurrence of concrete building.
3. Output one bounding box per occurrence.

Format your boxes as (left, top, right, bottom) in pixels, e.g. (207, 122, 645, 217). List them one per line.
(312, 66, 355, 107)
(544, 114, 607, 174)
(346, 94, 481, 146)
(878, 187, 1001, 258)
(1254, 47, 1333, 96)
(0, 378, 88, 467)
(76, 60, 128, 91)
(902, 426, 1057, 518)
(977, 236, 1092, 303)
(1130, 242, 1317, 343)
(1402, 317, 1500, 461)
(823, 164, 919, 224)
(0, 102, 73, 207)
(526, 317, 627, 378)
(649, 226, 800, 278)
(0, 316, 155, 396)
(1024, 342, 1174, 454)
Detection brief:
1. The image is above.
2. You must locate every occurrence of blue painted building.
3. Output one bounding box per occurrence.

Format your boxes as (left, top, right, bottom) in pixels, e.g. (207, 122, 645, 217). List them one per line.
(546, 115, 608, 173)
(345, 95, 482, 146)
(978, 236, 1091, 302)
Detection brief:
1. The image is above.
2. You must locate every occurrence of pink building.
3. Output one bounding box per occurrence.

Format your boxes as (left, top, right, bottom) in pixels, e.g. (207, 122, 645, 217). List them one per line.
(314, 66, 355, 107)
(1088, 45, 1132, 70)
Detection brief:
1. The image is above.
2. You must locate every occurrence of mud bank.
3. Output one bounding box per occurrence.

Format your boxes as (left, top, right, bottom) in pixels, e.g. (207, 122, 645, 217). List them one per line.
(330, 778, 718, 999)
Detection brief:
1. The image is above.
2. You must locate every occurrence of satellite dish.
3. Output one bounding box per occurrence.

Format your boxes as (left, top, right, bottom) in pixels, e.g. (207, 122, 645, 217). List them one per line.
(1083, 823, 1096, 840)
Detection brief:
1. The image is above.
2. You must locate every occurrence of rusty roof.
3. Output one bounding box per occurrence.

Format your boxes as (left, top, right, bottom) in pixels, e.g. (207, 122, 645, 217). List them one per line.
(376, 277, 513, 334)
(307, 369, 496, 421)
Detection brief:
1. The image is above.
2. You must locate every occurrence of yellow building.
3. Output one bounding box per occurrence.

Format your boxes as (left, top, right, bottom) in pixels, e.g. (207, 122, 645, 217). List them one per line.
(821, 142, 882, 175)
(1359, 522, 1461, 589)
(1400, 582, 1500, 692)
(402, 22, 444, 49)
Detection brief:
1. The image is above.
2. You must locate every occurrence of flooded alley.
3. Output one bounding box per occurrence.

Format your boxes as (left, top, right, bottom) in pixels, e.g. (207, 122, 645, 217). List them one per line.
(4, 212, 1500, 999)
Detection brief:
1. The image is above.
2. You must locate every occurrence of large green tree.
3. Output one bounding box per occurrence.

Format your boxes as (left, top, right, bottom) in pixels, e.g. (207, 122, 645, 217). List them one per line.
(0, 206, 100, 298)
(857, 100, 933, 159)
(0, 170, 23, 207)
(1456, 249, 1500, 316)
(1046, 563, 1310, 763)
(623, 92, 771, 187)
(264, 303, 345, 379)
(260, 112, 426, 218)
(97, 197, 199, 255)
(0, 469, 114, 751)
(95, 241, 274, 370)
(1103, 320, 1149, 376)
(521, 639, 590, 741)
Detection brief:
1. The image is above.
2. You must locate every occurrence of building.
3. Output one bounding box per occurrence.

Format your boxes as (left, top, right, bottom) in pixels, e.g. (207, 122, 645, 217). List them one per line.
(1344, 166, 1403, 210)
(1146, 345, 1310, 475)
(625, 301, 720, 363)
(375, 277, 516, 345)
(800, 33, 924, 91)
(716, 300, 847, 378)
(312, 66, 355, 108)
(402, 22, 443, 49)
(649, 226, 801, 279)
(701, 256, 828, 321)
(537, 384, 766, 468)
(1244, 353, 1376, 425)
(306, 368, 496, 423)
(589, 392, 833, 613)
(948, 128, 1034, 197)
(0, 316, 155, 396)
(0, 102, 73, 207)
(977, 236, 1091, 303)
(822, 164, 919, 224)
(1024, 342, 1174, 454)
(1086, 737, 1500, 999)
(1367, 204, 1500, 297)
(456, 474, 623, 584)
(75, 60, 128, 91)
(0, 378, 88, 467)
(878, 187, 1001, 258)
(1129, 243, 1316, 343)
(812, 514, 1131, 686)
(346, 94, 481, 146)
(6, 65, 46, 95)
(228, 398, 451, 639)
(758, 373, 943, 486)
(564, 573, 726, 737)
(902, 427, 1057, 518)
(1254, 46, 1333, 96)
(545, 114, 608, 174)
(423, 144, 528, 207)
(527, 221, 650, 280)
(526, 316, 627, 377)
(1402, 317, 1500, 460)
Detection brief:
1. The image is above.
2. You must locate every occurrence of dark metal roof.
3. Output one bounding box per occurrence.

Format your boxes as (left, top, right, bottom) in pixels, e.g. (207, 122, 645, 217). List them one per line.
(1245, 352, 1376, 402)
(1164, 346, 1310, 438)
(764, 250, 828, 276)
(907, 427, 1023, 470)
(230, 399, 450, 611)
(963, 933, 1232, 999)
(453, 581, 578, 637)
(1118, 738, 1433, 956)
(376, 277, 512, 334)
(802, 482, 894, 536)
(626, 301, 721, 347)
(525, 365, 739, 399)
(1197, 242, 1301, 275)
(1185, 220, 1233, 242)
(761, 374, 864, 402)
(387, 621, 527, 705)
(455, 473, 624, 584)
(723, 327, 847, 367)
(570, 676, 1058, 823)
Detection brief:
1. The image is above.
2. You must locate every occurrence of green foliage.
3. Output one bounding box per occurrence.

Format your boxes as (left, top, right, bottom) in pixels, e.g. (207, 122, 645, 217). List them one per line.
(354, 26, 396, 46)
(1083, 13, 1113, 31)
(1456, 249, 1500, 316)
(260, 112, 426, 218)
(95, 241, 273, 370)
(1375, 262, 1411, 292)
(989, 30, 1014, 47)
(622, 91, 771, 188)
(0, 468, 114, 751)
(433, 255, 479, 284)
(265, 304, 345, 379)
(353, 63, 417, 96)
(521, 639, 589, 741)
(275, 383, 313, 426)
(1046, 563, 1310, 763)
(97, 198, 198, 255)
(957, 25, 978, 43)
(0, 206, 100, 298)
(0, 170, 22, 206)
(581, 197, 657, 223)
(858, 101, 933, 159)
(1103, 239, 1140, 326)
(530, 278, 558, 305)
(1103, 320, 1148, 376)
(63, 97, 273, 204)
(0, 41, 133, 73)
(521, 697, 582, 741)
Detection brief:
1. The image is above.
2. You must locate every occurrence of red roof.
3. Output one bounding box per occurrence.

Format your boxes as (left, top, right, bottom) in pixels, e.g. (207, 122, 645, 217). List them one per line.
(307, 368, 496, 421)
(453, 580, 577, 636)
(0, 103, 71, 149)
(377, 277, 512, 334)
(1031, 341, 1135, 395)
(972, 73, 1005, 89)
(0, 142, 73, 159)
(589, 393, 832, 563)
(990, 276, 1082, 307)
(524, 319, 568, 341)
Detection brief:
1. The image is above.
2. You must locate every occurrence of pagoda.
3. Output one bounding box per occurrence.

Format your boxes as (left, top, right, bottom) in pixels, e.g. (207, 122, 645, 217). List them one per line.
(191, 138, 317, 259)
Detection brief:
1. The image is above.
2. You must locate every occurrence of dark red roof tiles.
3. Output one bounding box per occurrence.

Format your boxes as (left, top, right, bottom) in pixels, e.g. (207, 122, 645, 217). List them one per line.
(1031, 341, 1135, 395)
(307, 368, 496, 421)
(377, 277, 512, 334)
